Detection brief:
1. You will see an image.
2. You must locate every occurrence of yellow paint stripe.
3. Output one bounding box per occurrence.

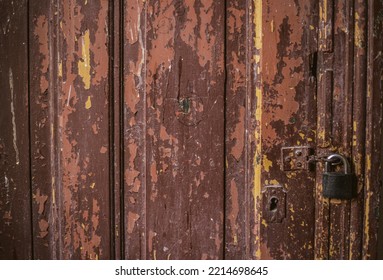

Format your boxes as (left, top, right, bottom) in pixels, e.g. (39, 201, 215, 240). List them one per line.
(78, 30, 91, 89)
(254, 0, 262, 260)
(263, 155, 272, 172)
(354, 12, 363, 48)
(58, 61, 62, 78)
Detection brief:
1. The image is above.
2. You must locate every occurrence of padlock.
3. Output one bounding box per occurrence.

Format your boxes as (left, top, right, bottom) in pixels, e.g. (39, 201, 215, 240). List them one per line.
(322, 154, 357, 199)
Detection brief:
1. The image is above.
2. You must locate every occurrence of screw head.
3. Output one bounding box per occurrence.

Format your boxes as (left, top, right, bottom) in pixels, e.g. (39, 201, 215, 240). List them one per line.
(296, 162, 303, 168)
(295, 150, 302, 157)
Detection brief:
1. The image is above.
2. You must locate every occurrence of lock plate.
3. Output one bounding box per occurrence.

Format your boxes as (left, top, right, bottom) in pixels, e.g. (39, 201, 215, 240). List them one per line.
(262, 185, 287, 224)
(281, 146, 313, 171)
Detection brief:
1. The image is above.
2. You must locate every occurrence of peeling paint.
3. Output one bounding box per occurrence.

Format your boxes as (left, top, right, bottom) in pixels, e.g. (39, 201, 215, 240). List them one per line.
(148, 230, 156, 254)
(124, 0, 146, 114)
(91, 123, 99, 134)
(230, 106, 245, 161)
(78, 29, 91, 89)
(0, 0, 376, 261)
(150, 161, 158, 183)
(66, 85, 72, 107)
(58, 60, 62, 77)
(38, 219, 49, 238)
(263, 155, 273, 172)
(34, 188, 48, 215)
(34, 15, 49, 92)
(228, 179, 239, 245)
(354, 12, 364, 48)
(58, 1, 109, 259)
(85, 96, 92, 109)
(127, 212, 140, 234)
(91, 3, 108, 86)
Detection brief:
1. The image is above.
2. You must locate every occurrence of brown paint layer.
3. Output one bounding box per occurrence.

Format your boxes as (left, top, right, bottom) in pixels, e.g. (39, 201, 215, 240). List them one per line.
(58, 0, 111, 259)
(123, 0, 225, 260)
(0, 0, 382, 261)
(0, 0, 32, 259)
(259, 0, 318, 259)
(225, 0, 256, 259)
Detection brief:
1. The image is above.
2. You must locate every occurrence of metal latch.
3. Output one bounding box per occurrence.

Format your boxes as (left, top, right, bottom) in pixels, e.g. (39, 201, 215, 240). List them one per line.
(281, 146, 313, 171)
(281, 146, 340, 171)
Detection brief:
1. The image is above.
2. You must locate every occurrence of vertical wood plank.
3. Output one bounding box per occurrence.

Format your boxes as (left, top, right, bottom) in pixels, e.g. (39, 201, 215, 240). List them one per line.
(123, 0, 225, 259)
(29, 0, 61, 259)
(315, 0, 334, 259)
(225, 0, 256, 259)
(0, 0, 32, 259)
(122, 0, 147, 259)
(364, 0, 383, 259)
(349, 0, 367, 260)
(327, 0, 354, 260)
(256, 0, 318, 259)
(58, 0, 111, 259)
(111, 0, 123, 260)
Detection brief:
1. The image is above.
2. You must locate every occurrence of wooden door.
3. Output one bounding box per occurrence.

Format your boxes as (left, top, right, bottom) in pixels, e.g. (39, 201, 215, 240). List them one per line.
(0, 0, 382, 260)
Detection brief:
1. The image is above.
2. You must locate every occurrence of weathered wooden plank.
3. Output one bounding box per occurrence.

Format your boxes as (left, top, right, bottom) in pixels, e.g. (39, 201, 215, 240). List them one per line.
(0, 0, 32, 259)
(315, 0, 334, 259)
(256, 0, 318, 259)
(327, 0, 354, 260)
(122, 0, 147, 259)
(29, 0, 60, 260)
(111, 0, 123, 260)
(58, 0, 111, 259)
(350, 0, 367, 260)
(123, 0, 225, 259)
(225, 0, 256, 260)
(363, 0, 383, 259)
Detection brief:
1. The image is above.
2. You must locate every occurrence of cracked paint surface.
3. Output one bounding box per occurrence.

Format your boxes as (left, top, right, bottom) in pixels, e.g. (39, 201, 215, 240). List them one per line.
(0, 0, 382, 261)
(123, 0, 225, 260)
(59, 0, 110, 259)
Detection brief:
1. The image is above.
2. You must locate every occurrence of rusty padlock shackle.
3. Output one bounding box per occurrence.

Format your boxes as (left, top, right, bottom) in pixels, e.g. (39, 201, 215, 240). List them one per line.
(325, 154, 351, 174)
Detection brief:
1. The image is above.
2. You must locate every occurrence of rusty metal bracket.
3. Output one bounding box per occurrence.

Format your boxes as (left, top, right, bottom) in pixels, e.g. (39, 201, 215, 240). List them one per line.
(281, 146, 314, 171)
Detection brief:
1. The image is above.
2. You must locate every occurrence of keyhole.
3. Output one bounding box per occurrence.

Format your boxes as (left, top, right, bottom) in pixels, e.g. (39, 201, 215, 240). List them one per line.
(270, 197, 278, 212)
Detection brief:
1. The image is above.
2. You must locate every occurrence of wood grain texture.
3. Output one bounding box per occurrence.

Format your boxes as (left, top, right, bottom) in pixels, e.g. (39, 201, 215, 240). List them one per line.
(123, 0, 225, 260)
(225, 0, 256, 259)
(29, 0, 60, 260)
(0, 0, 32, 260)
(57, 0, 111, 259)
(255, 0, 318, 259)
(364, 0, 383, 259)
(0, 0, 382, 260)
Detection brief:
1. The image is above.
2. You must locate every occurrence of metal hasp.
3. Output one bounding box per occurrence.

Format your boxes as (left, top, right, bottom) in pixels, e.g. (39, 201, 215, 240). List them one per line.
(322, 154, 357, 199)
(281, 146, 314, 171)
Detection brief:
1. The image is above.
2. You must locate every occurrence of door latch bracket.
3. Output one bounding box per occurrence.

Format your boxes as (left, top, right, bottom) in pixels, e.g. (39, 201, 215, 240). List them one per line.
(281, 146, 314, 171)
